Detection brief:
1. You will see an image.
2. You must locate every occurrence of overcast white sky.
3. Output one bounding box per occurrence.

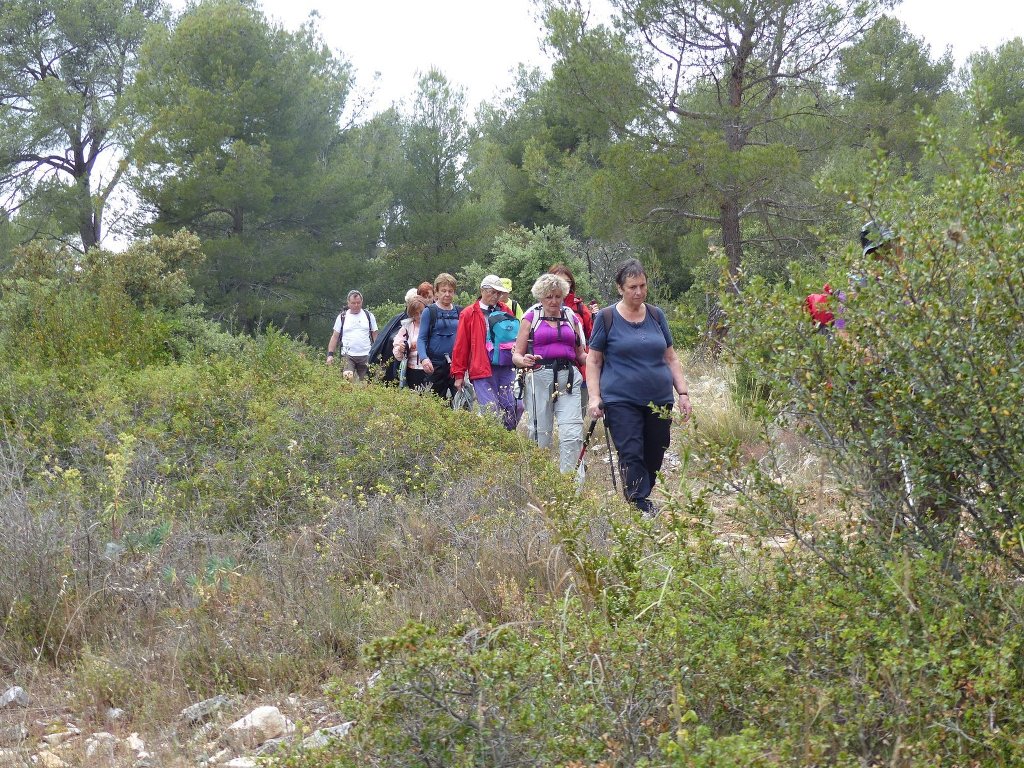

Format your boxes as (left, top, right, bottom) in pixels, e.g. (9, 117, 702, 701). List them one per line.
(198, 0, 1024, 113)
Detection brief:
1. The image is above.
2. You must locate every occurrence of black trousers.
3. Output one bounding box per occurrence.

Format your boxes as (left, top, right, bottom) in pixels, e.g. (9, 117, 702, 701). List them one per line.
(426, 358, 456, 401)
(604, 402, 672, 513)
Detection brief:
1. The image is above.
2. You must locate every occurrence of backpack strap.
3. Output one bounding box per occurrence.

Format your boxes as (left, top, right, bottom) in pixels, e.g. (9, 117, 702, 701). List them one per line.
(527, 304, 584, 360)
(600, 303, 665, 338)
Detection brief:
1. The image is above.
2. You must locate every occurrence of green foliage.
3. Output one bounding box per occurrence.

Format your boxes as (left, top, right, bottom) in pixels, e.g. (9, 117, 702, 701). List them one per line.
(279, 531, 1024, 767)
(0, 0, 166, 249)
(968, 37, 1024, 139)
(461, 224, 595, 306)
(132, 1, 375, 337)
(729, 123, 1024, 568)
(835, 16, 954, 167)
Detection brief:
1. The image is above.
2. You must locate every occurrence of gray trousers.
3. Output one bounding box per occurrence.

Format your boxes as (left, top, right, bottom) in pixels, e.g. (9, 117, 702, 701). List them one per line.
(525, 365, 583, 473)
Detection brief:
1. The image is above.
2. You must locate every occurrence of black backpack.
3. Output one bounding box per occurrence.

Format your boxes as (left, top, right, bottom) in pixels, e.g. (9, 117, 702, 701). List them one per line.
(368, 311, 406, 383)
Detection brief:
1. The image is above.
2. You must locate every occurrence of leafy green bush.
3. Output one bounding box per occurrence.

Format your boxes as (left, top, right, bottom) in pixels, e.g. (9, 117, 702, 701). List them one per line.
(728, 123, 1024, 569)
(276, 532, 1024, 767)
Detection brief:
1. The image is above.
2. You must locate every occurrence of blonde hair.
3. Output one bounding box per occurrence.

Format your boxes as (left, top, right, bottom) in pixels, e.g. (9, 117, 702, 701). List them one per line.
(434, 272, 457, 292)
(531, 273, 569, 301)
(406, 295, 428, 318)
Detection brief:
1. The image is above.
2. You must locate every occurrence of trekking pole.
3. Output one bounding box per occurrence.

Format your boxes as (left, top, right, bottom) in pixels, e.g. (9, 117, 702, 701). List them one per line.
(574, 419, 598, 473)
(602, 418, 620, 495)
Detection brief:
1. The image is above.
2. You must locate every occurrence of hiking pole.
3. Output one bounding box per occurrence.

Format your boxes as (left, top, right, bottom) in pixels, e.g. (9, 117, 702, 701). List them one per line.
(575, 419, 598, 471)
(602, 418, 620, 495)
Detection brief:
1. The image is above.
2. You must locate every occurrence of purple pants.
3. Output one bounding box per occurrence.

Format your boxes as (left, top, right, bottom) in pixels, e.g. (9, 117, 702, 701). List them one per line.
(472, 366, 517, 431)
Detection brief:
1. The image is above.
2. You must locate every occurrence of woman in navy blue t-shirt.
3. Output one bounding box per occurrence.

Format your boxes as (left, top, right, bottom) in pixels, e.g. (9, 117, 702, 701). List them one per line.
(586, 259, 692, 517)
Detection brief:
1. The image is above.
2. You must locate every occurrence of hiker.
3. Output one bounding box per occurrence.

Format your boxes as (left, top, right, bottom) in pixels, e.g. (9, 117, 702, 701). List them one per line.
(451, 274, 519, 430)
(549, 263, 594, 415)
(393, 295, 429, 390)
(417, 281, 434, 302)
(587, 259, 691, 517)
(512, 273, 588, 473)
(418, 273, 461, 401)
(548, 263, 594, 340)
(327, 289, 378, 381)
(496, 278, 524, 319)
(844, 221, 960, 528)
(805, 283, 836, 333)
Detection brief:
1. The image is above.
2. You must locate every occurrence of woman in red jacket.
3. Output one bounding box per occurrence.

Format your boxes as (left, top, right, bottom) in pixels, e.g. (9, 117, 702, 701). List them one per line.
(451, 274, 518, 430)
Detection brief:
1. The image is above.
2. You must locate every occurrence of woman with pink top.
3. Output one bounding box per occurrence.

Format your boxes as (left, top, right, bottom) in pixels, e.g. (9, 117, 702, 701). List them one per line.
(393, 295, 428, 390)
(511, 273, 588, 473)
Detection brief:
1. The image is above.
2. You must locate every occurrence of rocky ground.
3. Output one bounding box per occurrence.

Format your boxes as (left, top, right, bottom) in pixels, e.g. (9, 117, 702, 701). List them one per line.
(0, 683, 357, 768)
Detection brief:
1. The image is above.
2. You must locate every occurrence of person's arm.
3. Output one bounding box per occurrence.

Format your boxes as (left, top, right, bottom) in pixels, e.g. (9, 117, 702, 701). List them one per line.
(586, 348, 604, 418)
(326, 330, 341, 364)
(663, 346, 692, 420)
(450, 309, 470, 389)
(369, 314, 378, 343)
(393, 327, 408, 360)
(574, 336, 588, 368)
(511, 313, 539, 368)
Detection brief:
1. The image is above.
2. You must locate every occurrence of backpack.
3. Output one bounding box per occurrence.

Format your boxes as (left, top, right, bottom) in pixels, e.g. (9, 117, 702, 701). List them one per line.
(486, 306, 520, 366)
(805, 284, 834, 329)
(426, 303, 463, 337)
(367, 311, 405, 383)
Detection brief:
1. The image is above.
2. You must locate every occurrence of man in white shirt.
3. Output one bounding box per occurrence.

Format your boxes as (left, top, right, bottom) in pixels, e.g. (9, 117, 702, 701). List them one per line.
(326, 290, 378, 381)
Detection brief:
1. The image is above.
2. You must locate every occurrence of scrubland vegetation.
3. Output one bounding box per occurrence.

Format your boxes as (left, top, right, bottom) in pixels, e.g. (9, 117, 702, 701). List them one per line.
(2, 128, 1024, 767)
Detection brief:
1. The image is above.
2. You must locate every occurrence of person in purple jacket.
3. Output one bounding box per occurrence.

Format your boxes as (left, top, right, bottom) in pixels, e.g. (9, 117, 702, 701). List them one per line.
(512, 273, 588, 473)
(587, 259, 692, 517)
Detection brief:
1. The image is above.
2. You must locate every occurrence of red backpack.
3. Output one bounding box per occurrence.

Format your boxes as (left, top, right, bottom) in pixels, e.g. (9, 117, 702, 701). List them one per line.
(805, 284, 834, 328)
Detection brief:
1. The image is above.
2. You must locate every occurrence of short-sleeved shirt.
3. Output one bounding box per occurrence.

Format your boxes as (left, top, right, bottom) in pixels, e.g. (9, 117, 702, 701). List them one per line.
(588, 305, 674, 406)
(522, 309, 579, 361)
(333, 309, 377, 356)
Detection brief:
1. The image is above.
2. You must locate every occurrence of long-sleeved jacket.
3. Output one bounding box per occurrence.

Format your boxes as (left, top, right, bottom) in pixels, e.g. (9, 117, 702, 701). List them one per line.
(450, 300, 513, 381)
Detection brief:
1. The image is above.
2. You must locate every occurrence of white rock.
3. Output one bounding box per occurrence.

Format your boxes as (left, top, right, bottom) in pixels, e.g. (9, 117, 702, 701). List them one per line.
(126, 733, 146, 753)
(207, 747, 232, 764)
(182, 695, 229, 725)
(105, 707, 126, 723)
(301, 722, 354, 749)
(41, 728, 81, 747)
(222, 706, 293, 750)
(84, 732, 117, 765)
(0, 687, 28, 709)
(223, 759, 257, 768)
(37, 752, 69, 768)
(0, 723, 26, 747)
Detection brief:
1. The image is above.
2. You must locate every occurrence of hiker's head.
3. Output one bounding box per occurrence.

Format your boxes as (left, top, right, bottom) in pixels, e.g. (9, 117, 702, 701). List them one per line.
(615, 259, 648, 305)
(480, 274, 505, 305)
(548, 263, 576, 294)
(496, 277, 513, 302)
(347, 290, 363, 312)
(406, 294, 428, 321)
(434, 273, 456, 306)
(860, 220, 899, 260)
(533, 273, 569, 314)
(417, 281, 434, 301)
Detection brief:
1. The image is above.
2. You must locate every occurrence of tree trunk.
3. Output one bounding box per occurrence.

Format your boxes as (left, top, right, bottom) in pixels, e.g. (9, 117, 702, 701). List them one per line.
(76, 174, 100, 250)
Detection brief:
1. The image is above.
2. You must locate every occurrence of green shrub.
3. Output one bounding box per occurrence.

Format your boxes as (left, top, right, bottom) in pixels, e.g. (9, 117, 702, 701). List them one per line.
(728, 123, 1024, 569)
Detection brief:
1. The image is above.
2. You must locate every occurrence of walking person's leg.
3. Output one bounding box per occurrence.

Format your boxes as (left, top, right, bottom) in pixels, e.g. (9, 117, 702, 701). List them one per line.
(554, 369, 583, 473)
(641, 405, 673, 500)
(492, 365, 517, 431)
(528, 367, 555, 447)
(604, 402, 656, 513)
(472, 376, 501, 420)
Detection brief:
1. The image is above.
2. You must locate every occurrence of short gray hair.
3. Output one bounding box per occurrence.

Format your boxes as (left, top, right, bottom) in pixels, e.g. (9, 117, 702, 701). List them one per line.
(347, 289, 363, 301)
(531, 273, 569, 301)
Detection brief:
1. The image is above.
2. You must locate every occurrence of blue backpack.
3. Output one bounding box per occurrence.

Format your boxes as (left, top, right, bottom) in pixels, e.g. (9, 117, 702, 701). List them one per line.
(486, 307, 519, 366)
